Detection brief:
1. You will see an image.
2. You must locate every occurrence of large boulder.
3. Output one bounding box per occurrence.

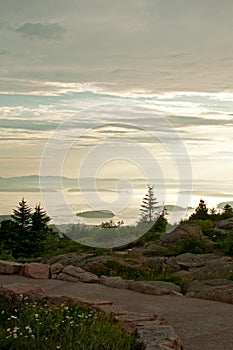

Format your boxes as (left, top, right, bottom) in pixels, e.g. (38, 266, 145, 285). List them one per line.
(24, 263, 50, 279)
(216, 218, 233, 230)
(176, 256, 233, 280)
(128, 281, 181, 295)
(186, 279, 233, 304)
(176, 253, 221, 269)
(100, 276, 181, 295)
(50, 263, 64, 279)
(160, 224, 202, 244)
(0, 260, 24, 275)
(100, 276, 132, 289)
(57, 265, 99, 283)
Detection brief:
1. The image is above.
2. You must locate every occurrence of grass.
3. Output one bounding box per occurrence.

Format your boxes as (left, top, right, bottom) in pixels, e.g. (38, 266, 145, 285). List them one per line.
(0, 299, 135, 350)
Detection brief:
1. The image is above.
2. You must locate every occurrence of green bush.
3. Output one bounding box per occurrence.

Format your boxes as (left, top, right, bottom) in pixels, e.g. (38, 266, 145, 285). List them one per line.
(178, 235, 214, 254)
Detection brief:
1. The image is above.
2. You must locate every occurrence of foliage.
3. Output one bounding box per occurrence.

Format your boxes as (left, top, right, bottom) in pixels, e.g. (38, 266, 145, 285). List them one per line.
(223, 204, 233, 214)
(141, 214, 168, 242)
(189, 199, 209, 220)
(11, 198, 32, 231)
(100, 220, 124, 228)
(0, 300, 134, 350)
(177, 235, 214, 254)
(0, 199, 59, 259)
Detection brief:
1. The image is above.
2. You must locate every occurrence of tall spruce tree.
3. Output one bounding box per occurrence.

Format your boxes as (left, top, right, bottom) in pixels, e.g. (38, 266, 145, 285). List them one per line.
(31, 203, 50, 233)
(11, 198, 32, 231)
(140, 185, 158, 222)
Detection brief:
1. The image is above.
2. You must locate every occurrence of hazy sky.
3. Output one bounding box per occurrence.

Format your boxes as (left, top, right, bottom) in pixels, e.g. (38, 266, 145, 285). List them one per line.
(0, 0, 233, 184)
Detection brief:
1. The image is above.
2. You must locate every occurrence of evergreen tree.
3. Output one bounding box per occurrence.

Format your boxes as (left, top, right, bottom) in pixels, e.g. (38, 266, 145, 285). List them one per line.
(223, 204, 232, 214)
(11, 198, 32, 231)
(140, 185, 158, 222)
(189, 199, 209, 220)
(31, 203, 50, 233)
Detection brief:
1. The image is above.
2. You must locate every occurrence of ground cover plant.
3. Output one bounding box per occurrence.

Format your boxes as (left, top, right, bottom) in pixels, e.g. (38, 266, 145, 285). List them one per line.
(0, 298, 134, 350)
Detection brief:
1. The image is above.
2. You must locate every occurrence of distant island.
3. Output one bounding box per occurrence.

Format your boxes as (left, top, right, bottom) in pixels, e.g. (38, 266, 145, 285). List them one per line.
(76, 210, 114, 218)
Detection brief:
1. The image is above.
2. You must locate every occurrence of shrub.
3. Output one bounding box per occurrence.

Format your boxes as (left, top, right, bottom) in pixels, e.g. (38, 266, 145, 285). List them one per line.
(178, 235, 213, 254)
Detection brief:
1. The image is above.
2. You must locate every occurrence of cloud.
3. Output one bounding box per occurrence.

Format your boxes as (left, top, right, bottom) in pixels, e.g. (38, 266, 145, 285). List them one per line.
(15, 22, 66, 40)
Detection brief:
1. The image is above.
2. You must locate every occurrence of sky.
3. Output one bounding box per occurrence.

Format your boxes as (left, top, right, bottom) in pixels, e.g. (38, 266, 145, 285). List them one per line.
(0, 0, 233, 187)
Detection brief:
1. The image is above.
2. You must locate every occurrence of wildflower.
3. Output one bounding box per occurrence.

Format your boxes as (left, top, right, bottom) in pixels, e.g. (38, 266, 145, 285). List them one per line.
(1, 310, 5, 314)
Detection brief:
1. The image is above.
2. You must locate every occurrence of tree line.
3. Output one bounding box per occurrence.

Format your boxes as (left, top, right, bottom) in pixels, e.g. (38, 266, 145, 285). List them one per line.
(0, 198, 59, 259)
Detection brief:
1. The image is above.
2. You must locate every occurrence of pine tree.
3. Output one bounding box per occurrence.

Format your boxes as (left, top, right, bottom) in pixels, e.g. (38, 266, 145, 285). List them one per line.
(31, 203, 50, 233)
(189, 199, 209, 220)
(223, 204, 232, 214)
(11, 198, 32, 231)
(140, 185, 158, 222)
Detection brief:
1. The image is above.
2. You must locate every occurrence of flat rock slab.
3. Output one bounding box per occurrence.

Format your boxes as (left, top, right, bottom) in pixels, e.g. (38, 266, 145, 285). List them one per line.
(128, 280, 181, 295)
(186, 279, 233, 304)
(100, 276, 181, 295)
(176, 253, 221, 269)
(135, 325, 182, 350)
(1, 283, 45, 295)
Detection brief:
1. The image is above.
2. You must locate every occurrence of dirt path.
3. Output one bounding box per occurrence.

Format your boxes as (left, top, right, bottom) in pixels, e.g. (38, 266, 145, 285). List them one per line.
(1, 275, 233, 350)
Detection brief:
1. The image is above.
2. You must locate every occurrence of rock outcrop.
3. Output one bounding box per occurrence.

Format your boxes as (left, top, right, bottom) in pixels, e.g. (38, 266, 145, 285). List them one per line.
(100, 276, 181, 295)
(176, 256, 233, 280)
(186, 279, 233, 304)
(135, 325, 182, 350)
(216, 218, 233, 230)
(160, 224, 202, 244)
(57, 265, 99, 283)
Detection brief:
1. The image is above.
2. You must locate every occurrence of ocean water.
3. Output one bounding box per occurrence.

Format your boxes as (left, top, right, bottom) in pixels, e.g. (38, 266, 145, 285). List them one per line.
(0, 177, 232, 225)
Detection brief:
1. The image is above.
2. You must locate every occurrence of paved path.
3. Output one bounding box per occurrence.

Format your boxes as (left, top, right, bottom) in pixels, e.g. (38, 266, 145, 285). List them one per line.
(1, 275, 233, 350)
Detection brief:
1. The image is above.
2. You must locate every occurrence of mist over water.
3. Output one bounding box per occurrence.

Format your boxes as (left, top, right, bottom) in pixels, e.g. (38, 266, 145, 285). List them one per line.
(0, 176, 232, 225)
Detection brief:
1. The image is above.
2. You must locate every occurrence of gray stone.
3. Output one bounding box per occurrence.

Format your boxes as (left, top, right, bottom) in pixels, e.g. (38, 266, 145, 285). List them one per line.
(50, 263, 63, 276)
(135, 325, 183, 350)
(176, 253, 220, 269)
(100, 276, 132, 289)
(186, 279, 233, 304)
(128, 281, 181, 295)
(160, 224, 202, 244)
(216, 218, 233, 230)
(59, 265, 99, 283)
